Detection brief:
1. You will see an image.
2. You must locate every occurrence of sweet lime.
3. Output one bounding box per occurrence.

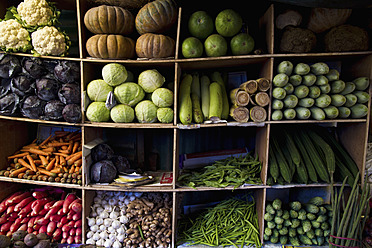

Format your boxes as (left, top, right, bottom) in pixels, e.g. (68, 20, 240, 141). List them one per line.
(182, 37, 204, 58)
(230, 33, 255, 55)
(215, 9, 242, 37)
(188, 10, 214, 39)
(204, 34, 227, 57)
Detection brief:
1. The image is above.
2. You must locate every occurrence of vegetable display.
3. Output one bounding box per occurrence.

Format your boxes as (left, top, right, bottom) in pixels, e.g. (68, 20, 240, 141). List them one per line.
(85, 63, 174, 124)
(178, 153, 263, 188)
(86, 191, 172, 248)
(0, 0, 71, 56)
(271, 60, 370, 120)
(178, 195, 261, 247)
(0, 187, 82, 244)
(2, 130, 82, 185)
(264, 197, 332, 246)
(267, 125, 359, 186)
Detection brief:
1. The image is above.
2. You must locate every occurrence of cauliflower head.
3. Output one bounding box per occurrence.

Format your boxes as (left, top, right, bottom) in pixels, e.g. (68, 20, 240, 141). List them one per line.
(31, 26, 68, 56)
(17, 0, 55, 27)
(0, 19, 32, 53)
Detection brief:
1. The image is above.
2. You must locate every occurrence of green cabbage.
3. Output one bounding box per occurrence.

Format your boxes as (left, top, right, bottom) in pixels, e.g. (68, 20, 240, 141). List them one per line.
(110, 104, 134, 123)
(151, 88, 174, 107)
(87, 79, 113, 102)
(102, 63, 127, 87)
(138, 69, 165, 93)
(157, 107, 174, 123)
(86, 102, 110, 122)
(135, 100, 158, 123)
(114, 82, 145, 107)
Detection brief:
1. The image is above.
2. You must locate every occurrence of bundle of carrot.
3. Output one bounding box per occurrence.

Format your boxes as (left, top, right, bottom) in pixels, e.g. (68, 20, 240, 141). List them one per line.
(0, 130, 83, 185)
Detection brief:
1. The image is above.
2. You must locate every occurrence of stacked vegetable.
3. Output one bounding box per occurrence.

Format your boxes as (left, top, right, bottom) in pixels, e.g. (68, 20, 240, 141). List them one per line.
(178, 153, 263, 188)
(0, 55, 81, 123)
(3, 130, 82, 185)
(268, 125, 359, 186)
(271, 60, 370, 120)
(86, 191, 172, 248)
(0, 188, 82, 244)
(0, 230, 57, 248)
(264, 197, 332, 246)
(229, 77, 270, 122)
(86, 63, 174, 124)
(84, 0, 177, 59)
(0, 0, 70, 56)
(178, 195, 261, 247)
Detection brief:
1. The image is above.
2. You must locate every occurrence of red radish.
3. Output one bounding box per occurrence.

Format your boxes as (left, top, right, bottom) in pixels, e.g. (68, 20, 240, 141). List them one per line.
(0, 217, 7, 225)
(27, 227, 33, 233)
(69, 199, 82, 213)
(74, 219, 82, 228)
(74, 235, 82, 244)
(67, 236, 74, 244)
(32, 191, 49, 199)
(69, 227, 76, 236)
(75, 227, 82, 236)
(63, 193, 77, 214)
(61, 220, 74, 232)
(57, 208, 64, 216)
(36, 217, 49, 226)
(18, 223, 27, 231)
(33, 224, 41, 231)
(20, 217, 30, 224)
(51, 200, 65, 209)
(62, 231, 69, 239)
(44, 200, 56, 211)
(33, 198, 52, 214)
(47, 221, 56, 236)
(66, 211, 74, 220)
(60, 238, 67, 244)
(28, 217, 36, 228)
(50, 214, 62, 222)
(57, 216, 68, 228)
(39, 225, 47, 234)
(38, 209, 47, 216)
(72, 213, 81, 221)
(45, 206, 62, 219)
(5, 191, 25, 206)
(6, 205, 15, 215)
(0, 222, 12, 232)
(52, 228, 62, 241)
(9, 218, 22, 232)
(18, 201, 33, 217)
(14, 196, 34, 212)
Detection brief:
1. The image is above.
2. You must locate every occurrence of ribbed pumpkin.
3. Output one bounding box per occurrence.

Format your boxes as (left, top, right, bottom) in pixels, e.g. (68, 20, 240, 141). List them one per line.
(86, 34, 135, 59)
(84, 5, 134, 35)
(135, 0, 177, 35)
(88, 0, 148, 9)
(136, 33, 175, 58)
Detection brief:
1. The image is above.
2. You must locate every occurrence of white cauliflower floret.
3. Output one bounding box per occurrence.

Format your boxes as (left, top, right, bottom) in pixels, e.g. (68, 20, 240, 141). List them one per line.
(0, 19, 31, 52)
(31, 26, 66, 56)
(17, 0, 54, 27)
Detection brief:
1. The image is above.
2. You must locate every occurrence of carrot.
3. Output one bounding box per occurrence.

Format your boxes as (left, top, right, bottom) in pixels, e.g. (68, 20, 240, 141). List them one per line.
(50, 168, 63, 174)
(74, 166, 80, 173)
(37, 168, 57, 177)
(17, 173, 26, 179)
(63, 167, 68, 173)
(66, 152, 82, 166)
(39, 156, 48, 166)
(60, 156, 66, 166)
(69, 165, 75, 174)
(74, 159, 82, 167)
(29, 148, 50, 157)
(67, 141, 73, 152)
(26, 155, 37, 172)
(66, 151, 82, 161)
(39, 134, 52, 147)
(57, 150, 70, 154)
(9, 167, 28, 178)
(45, 158, 56, 171)
(72, 142, 80, 154)
(42, 147, 55, 153)
(33, 160, 42, 165)
(53, 152, 69, 158)
(7, 152, 29, 160)
(47, 142, 70, 147)
(17, 159, 33, 171)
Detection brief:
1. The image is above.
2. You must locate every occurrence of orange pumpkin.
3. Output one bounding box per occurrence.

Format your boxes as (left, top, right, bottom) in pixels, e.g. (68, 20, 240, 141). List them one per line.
(135, 0, 177, 35)
(84, 5, 134, 35)
(135, 33, 175, 58)
(86, 34, 135, 59)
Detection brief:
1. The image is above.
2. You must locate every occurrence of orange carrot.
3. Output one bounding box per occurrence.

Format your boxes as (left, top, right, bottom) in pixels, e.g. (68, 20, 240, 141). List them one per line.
(67, 151, 82, 166)
(74, 166, 80, 173)
(18, 159, 33, 171)
(33, 160, 42, 165)
(53, 152, 69, 157)
(69, 165, 75, 174)
(26, 155, 37, 172)
(9, 167, 28, 177)
(60, 156, 66, 166)
(37, 168, 57, 177)
(42, 147, 55, 153)
(72, 142, 80, 154)
(39, 134, 52, 147)
(74, 158, 82, 167)
(57, 150, 70, 154)
(63, 167, 68, 173)
(7, 152, 29, 160)
(50, 167, 63, 173)
(45, 158, 56, 171)
(67, 141, 73, 152)
(29, 148, 50, 156)
(47, 142, 70, 147)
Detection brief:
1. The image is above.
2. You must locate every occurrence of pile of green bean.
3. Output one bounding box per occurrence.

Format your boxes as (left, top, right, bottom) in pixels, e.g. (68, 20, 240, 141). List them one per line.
(178, 196, 262, 248)
(178, 153, 262, 188)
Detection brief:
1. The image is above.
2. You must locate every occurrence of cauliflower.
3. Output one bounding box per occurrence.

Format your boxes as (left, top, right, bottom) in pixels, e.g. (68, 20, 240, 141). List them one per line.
(16, 0, 57, 28)
(31, 26, 68, 56)
(0, 19, 32, 53)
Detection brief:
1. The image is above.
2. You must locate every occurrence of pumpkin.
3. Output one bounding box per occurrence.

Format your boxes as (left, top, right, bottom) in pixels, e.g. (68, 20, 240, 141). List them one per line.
(88, 0, 148, 9)
(84, 5, 134, 35)
(136, 33, 175, 58)
(307, 8, 352, 33)
(86, 34, 135, 59)
(135, 0, 177, 35)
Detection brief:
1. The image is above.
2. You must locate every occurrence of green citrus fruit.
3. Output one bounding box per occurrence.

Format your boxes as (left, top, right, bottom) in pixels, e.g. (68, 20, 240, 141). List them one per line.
(230, 33, 255, 55)
(215, 9, 243, 37)
(182, 37, 204, 58)
(188, 10, 214, 39)
(204, 34, 227, 57)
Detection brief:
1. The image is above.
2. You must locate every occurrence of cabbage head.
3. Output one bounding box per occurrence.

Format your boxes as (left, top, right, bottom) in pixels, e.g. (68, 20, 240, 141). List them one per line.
(151, 88, 174, 107)
(102, 63, 127, 87)
(138, 69, 165, 93)
(87, 79, 113, 102)
(157, 107, 174, 123)
(86, 102, 110, 122)
(135, 100, 158, 123)
(110, 104, 134, 123)
(114, 82, 145, 107)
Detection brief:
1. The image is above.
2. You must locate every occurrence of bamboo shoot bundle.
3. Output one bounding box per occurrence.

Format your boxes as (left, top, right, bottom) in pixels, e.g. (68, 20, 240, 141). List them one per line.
(257, 78, 271, 92)
(250, 106, 267, 122)
(230, 105, 249, 122)
(230, 88, 250, 106)
(255, 92, 270, 107)
(240, 80, 258, 94)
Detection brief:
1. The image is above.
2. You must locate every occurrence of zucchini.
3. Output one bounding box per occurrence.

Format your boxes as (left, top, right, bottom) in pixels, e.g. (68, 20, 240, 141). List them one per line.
(208, 82, 223, 120)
